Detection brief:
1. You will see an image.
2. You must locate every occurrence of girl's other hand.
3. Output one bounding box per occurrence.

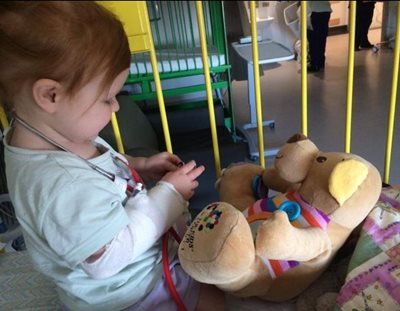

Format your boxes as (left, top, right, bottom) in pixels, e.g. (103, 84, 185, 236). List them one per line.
(161, 160, 205, 200)
(127, 152, 183, 183)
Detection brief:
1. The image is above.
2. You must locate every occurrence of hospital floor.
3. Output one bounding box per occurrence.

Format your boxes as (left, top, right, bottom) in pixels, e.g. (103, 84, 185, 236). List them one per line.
(175, 28, 400, 217)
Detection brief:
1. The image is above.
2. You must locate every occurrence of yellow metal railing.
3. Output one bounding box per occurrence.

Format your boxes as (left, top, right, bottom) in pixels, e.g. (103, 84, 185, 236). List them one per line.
(345, 1, 357, 153)
(300, 1, 308, 136)
(0, 106, 8, 130)
(384, 1, 400, 183)
(104, 1, 224, 177)
(195, 1, 222, 176)
(249, 1, 265, 168)
(101, 1, 173, 155)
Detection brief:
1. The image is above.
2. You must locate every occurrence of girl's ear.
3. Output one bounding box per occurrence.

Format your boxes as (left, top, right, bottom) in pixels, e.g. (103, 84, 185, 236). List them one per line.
(31, 79, 63, 114)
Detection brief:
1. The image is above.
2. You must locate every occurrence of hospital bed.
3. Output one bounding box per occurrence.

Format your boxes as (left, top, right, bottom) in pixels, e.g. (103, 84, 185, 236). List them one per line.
(123, 1, 234, 136)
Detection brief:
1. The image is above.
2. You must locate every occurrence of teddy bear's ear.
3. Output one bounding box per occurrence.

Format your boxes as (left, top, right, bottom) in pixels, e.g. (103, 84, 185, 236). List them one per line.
(328, 159, 369, 205)
(286, 133, 308, 143)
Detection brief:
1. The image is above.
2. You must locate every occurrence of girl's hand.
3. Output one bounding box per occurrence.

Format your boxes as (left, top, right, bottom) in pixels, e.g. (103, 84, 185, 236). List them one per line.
(127, 152, 183, 183)
(161, 160, 205, 200)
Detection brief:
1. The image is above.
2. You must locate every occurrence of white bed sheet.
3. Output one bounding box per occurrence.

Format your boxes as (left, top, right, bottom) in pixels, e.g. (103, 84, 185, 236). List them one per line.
(130, 47, 226, 75)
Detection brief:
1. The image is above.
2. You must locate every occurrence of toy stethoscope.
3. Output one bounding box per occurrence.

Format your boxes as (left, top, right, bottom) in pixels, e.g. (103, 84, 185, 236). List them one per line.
(12, 116, 144, 197)
(12, 115, 187, 311)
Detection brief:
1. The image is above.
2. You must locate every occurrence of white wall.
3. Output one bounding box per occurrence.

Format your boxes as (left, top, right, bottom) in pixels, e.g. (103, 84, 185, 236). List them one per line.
(242, 1, 298, 52)
(329, 1, 383, 30)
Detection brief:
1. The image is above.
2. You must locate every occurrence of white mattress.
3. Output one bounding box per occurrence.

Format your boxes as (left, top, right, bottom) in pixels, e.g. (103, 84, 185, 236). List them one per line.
(130, 47, 226, 75)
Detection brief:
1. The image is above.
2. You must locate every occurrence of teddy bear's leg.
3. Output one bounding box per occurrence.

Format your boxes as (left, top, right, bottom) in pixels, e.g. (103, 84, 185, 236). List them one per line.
(217, 255, 274, 295)
(179, 202, 256, 285)
(255, 211, 332, 261)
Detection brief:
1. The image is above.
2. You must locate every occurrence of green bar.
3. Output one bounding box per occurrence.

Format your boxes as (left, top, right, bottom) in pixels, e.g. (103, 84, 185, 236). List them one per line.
(129, 81, 228, 101)
(127, 65, 231, 83)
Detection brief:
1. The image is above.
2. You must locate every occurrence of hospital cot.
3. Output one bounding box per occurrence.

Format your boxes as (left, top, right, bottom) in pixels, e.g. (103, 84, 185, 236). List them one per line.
(123, 1, 235, 137)
(0, 1, 400, 310)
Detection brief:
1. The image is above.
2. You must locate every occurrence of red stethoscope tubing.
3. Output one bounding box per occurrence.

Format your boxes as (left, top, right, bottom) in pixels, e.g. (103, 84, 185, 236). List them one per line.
(162, 228, 188, 311)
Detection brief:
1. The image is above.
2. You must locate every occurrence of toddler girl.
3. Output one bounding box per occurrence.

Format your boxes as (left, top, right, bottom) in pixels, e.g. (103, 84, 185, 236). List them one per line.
(0, 2, 225, 310)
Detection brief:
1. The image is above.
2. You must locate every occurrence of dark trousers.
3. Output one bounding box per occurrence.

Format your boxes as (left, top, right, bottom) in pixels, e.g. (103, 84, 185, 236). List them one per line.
(355, 1, 376, 48)
(307, 11, 331, 68)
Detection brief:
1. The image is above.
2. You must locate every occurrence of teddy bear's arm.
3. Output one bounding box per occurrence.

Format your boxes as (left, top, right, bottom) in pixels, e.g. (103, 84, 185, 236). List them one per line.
(255, 211, 332, 261)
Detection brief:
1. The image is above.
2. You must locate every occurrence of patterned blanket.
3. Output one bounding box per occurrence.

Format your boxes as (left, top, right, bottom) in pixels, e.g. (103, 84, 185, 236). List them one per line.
(0, 251, 60, 310)
(334, 187, 400, 311)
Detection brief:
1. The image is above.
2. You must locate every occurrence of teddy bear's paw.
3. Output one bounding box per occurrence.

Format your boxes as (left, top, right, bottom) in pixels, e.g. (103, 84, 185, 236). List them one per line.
(255, 211, 297, 259)
(179, 202, 255, 284)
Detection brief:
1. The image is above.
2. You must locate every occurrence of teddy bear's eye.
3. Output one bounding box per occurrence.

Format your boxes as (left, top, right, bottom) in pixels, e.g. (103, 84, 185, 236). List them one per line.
(316, 156, 327, 163)
(276, 154, 283, 159)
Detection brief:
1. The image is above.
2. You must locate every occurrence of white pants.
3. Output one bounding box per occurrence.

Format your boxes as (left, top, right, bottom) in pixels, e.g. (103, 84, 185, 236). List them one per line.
(124, 259, 200, 311)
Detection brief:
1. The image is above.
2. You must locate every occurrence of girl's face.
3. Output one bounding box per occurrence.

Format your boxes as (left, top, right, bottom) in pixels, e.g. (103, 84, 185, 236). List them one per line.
(53, 68, 129, 145)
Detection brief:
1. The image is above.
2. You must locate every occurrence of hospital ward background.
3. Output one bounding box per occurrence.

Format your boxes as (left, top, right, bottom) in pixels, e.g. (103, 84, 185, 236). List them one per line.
(1, 1, 400, 310)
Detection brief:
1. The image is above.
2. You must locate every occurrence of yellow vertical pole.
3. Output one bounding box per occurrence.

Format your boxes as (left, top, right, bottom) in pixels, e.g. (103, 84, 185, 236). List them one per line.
(384, 2, 400, 183)
(102, 1, 173, 154)
(345, 2, 356, 153)
(250, 1, 265, 168)
(144, 9, 173, 154)
(301, 1, 308, 136)
(111, 113, 125, 153)
(0, 106, 9, 129)
(195, 1, 221, 177)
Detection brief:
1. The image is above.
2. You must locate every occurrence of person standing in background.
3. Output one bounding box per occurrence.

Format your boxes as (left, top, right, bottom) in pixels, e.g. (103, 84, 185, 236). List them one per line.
(355, 1, 377, 51)
(306, 1, 332, 73)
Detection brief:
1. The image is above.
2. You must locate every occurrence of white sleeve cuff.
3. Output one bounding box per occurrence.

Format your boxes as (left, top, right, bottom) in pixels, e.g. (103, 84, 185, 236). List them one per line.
(81, 181, 188, 279)
(81, 211, 157, 279)
(125, 181, 188, 236)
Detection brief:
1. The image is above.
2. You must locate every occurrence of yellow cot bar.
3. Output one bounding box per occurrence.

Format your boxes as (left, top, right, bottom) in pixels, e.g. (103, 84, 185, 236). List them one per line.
(0, 107, 8, 130)
(300, 1, 308, 136)
(249, 1, 265, 169)
(100, 1, 173, 155)
(345, 1, 357, 154)
(195, 1, 222, 177)
(103, 1, 223, 177)
(384, 1, 400, 183)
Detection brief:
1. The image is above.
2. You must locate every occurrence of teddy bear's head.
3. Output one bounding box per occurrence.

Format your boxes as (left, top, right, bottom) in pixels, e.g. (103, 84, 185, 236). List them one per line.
(273, 133, 382, 229)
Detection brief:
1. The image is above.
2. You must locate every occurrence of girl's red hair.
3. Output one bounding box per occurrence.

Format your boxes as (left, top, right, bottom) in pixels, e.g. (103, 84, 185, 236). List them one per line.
(0, 1, 130, 107)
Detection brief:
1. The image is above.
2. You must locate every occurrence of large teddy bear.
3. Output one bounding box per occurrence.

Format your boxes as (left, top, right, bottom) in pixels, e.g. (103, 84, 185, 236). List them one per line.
(178, 133, 382, 301)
